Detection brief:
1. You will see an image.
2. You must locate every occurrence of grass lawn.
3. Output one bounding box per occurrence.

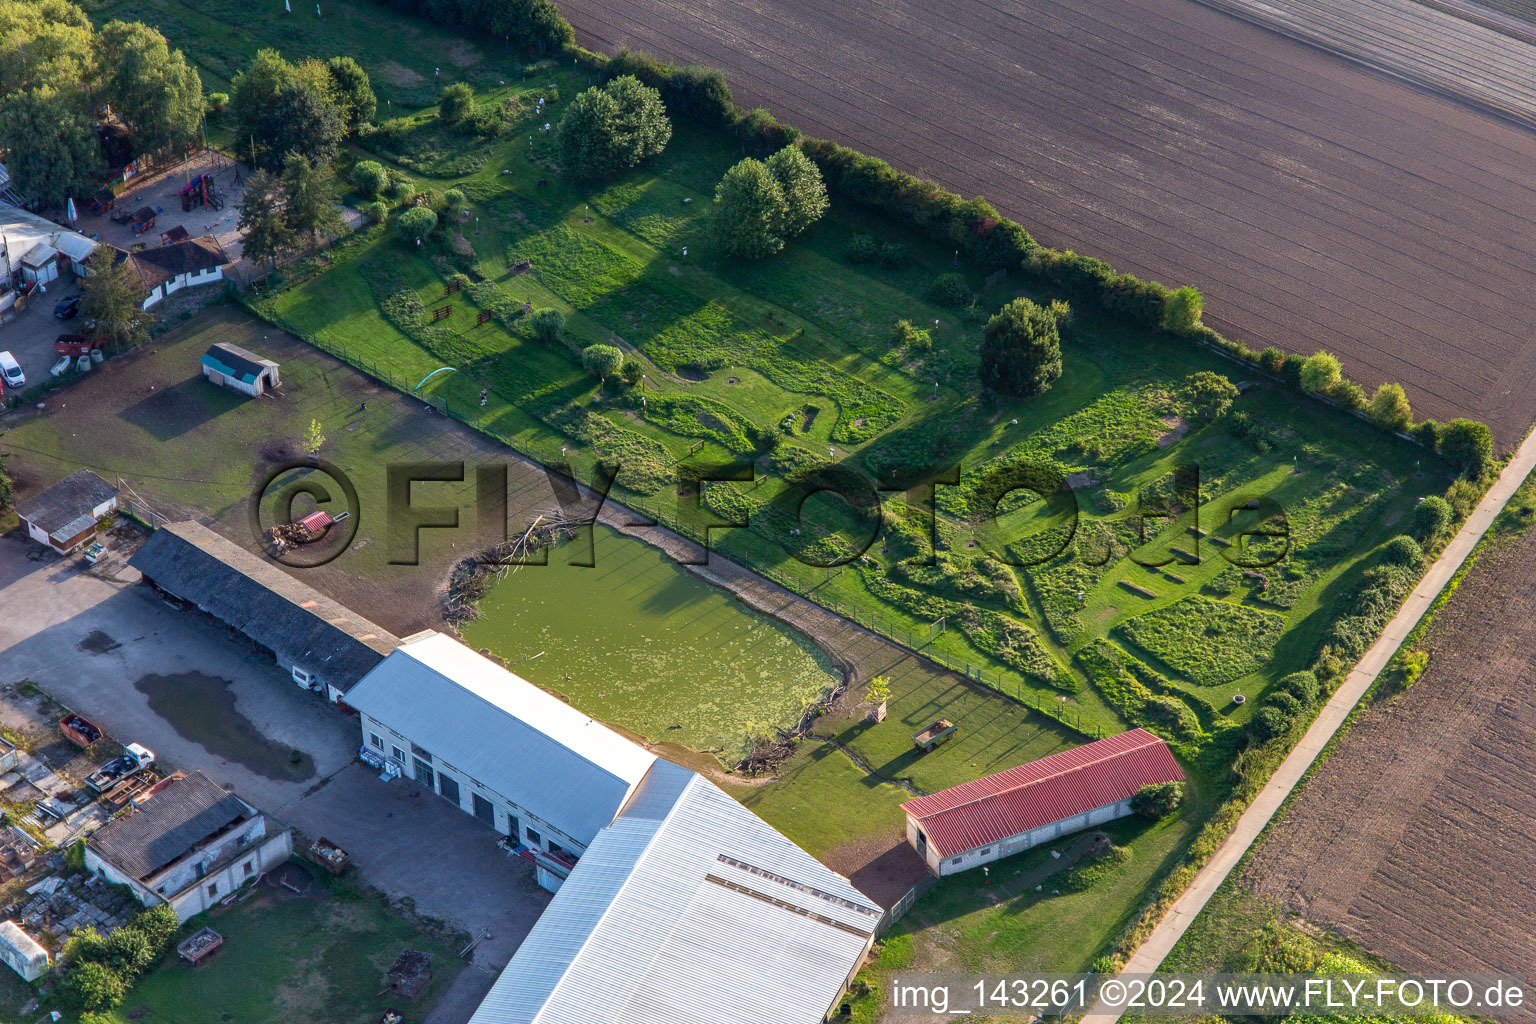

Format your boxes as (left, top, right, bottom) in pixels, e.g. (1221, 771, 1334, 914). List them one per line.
(734, 741, 914, 860)
(100, 877, 466, 1024)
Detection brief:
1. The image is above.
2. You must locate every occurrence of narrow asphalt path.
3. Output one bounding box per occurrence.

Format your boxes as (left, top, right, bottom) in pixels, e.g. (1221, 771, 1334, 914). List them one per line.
(1082, 425, 1536, 1024)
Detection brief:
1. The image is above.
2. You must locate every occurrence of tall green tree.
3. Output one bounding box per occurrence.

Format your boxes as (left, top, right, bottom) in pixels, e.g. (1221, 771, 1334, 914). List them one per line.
(1177, 371, 1238, 423)
(764, 145, 827, 237)
(556, 75, 670, 179)
(325, 55, 376, 130)
(0, 453, 15, 518)
(281, 153, 344, 251)
(1298, 351, 1342, 395)
(712, 158, 786, 258)
(237, 169, 295, 270)
(1366, 383, 1412, 431)
(79, 246, 152, 350)
(230, 49, 345, 170)
(94, 21, 204, 157)
(978, 297, 1065, 397)
(0, 0, 95, 97)
(0, 84, 99, 206)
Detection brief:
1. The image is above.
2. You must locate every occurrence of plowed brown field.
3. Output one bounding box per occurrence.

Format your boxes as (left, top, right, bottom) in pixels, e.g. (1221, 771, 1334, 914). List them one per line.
(1244, 527, 1536, 983)
(560, 0, 1536, 447)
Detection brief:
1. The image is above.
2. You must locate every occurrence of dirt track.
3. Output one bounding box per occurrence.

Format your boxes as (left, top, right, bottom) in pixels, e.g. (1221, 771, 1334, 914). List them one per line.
(1245, 527, 1536, 987)
(560, 0, 1536, 447)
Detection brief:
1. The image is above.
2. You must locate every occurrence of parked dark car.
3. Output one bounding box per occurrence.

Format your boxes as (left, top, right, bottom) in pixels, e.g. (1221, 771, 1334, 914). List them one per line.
(54, 294, 81, 319)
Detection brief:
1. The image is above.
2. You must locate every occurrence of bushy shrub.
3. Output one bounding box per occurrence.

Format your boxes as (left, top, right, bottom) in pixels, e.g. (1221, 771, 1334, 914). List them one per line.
(1445, 477, 1480, 519)
(1161, 286, 1202, 331)
(1329, 379, 1367, 411)
(395, 205, 436, 242)
(1299, 351, 1342, 394)
(1264, 691, 1302, 718)
(1258, 346, 1286, 374)
(207, 91, 229, 113)
(439, 82, 474, 125)
(386, 178, 415, 203)
(59, 960, 127, 1012)
(1413, 419, 1440, 451)
(889, 319, 931, 351)
(1367, 382, 1412, 431)
(621, 359, 643, 385)
(1412, 495, 1453, 539)
(1381, 534, 1422, 566)
(1177, 371, 1237, 423)
(352, 159, 390, 198)
(581, 343, 624, 379)
(1439, 418, 1494, 478)
(530, 308, 565, 343)
(846, 233, 879, 264)
(926, 272, 971, 307)
(361, 200, 387, 224)
(1273, 670, 1320, 706)
(1249, 705, 1293, 744)
(978, 297, 1063, 397)
(1131, 780, 1183, 820)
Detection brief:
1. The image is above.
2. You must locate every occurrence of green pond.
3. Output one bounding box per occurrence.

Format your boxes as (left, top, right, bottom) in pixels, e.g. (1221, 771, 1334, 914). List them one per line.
(460, 524, 842, 760)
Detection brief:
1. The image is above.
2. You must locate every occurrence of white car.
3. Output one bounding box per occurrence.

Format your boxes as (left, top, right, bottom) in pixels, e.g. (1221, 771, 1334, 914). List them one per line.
(50, 355, 72, 377)
(0, 351, 22, 388)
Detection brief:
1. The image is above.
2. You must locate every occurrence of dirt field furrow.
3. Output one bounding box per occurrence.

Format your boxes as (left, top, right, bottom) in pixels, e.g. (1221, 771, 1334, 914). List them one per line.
(560, 0, 1536, 445)
(1246, 527, 1536, 990)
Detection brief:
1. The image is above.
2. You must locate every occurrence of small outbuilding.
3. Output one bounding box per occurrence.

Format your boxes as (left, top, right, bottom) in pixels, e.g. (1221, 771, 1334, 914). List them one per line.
(84, 770, 292, 922)
(201, 342, 280, 396)
(0, 920, 49, 981)
(16, 469, 118, 554)
(386, 950, 432, 1000)
(901, 728, 1185, 876)
(125, 235, 229, 309)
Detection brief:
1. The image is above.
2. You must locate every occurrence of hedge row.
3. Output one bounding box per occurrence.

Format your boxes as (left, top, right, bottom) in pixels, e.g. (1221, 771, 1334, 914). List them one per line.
(363, 0, 571, 52)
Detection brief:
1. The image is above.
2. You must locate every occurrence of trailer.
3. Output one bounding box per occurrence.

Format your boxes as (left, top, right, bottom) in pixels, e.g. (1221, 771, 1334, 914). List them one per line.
(308, 837, 350, 876)
(912, 718, 957, 752)
(177, 927, 223, 965)
(59, 713, 103, 748)
(85, 743, 154, 793)
(101, 769, 160, 810)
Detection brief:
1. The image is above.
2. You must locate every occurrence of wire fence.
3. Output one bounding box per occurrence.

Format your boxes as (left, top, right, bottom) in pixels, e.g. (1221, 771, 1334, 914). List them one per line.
(242, 298, 1101, 739)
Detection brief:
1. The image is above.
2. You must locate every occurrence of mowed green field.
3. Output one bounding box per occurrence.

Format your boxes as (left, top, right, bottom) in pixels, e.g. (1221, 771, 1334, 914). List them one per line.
(96, 882, 466, 1024)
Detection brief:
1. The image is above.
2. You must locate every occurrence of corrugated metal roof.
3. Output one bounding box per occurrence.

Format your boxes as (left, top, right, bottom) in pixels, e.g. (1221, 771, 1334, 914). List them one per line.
(901, 729, 1184, 858)
(344, 632, 657, 846)
(16, 469, 116, 535)
(87, 771, 251, 881)
(128, 522, 399, 690)
(469, 760, 881, 1024)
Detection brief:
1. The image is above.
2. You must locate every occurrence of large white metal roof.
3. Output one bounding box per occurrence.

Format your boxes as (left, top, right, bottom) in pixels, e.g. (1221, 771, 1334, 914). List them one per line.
(343, 631, 656, 845)
(469, 760, 883, 1024)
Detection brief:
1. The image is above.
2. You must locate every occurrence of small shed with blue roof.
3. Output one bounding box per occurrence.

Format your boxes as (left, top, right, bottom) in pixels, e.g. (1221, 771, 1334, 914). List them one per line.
(201, 341, 279, 396)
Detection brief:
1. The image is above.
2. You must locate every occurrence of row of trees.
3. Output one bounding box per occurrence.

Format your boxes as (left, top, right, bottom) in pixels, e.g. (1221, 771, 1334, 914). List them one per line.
(230, 49, 375, 171)
(0, 0, 204, 206)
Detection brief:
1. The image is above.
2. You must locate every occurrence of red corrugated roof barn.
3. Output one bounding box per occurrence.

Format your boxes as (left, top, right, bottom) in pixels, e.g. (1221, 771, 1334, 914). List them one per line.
(901, 728, 1184, 876)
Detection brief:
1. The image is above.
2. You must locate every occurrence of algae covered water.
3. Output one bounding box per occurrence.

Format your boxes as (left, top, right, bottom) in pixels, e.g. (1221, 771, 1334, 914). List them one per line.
(459, 524, 841, 760)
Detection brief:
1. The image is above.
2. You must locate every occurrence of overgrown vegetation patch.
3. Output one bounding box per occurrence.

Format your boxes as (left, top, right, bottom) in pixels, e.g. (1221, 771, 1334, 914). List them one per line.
(1116, 595, 1285, 687)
